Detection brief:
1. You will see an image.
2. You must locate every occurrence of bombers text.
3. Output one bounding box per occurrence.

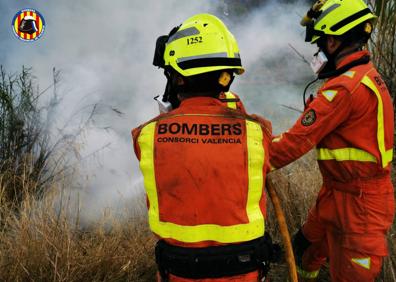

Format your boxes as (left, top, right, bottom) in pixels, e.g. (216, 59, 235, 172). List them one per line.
(157, 122, 242, 136)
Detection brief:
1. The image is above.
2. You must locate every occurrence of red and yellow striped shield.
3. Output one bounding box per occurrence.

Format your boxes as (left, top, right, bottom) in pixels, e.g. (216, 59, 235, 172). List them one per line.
(12, 9, 45, 42)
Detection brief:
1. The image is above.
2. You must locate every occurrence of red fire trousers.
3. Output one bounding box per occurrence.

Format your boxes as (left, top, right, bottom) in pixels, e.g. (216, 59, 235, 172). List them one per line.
(301, 177, 394, 281)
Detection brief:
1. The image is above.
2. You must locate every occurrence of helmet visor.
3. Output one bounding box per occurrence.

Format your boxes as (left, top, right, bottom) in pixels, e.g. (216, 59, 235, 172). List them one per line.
(305, 22, 325, 43)
(153, 25, 181, 68)
(153, 35, 169, 68)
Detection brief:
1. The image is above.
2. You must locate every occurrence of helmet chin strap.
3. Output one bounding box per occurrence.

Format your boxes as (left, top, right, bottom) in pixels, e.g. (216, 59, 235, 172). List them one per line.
(303, 39, 370, 107)
(318, 53, 369, 80)
(153, 70, 182, 114)
(317, 37, 362, 78)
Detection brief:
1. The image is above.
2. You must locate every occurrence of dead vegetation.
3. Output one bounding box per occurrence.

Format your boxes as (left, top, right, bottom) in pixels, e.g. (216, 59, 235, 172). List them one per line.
(369, 1, 396, 281)
(0, 154, 393, 281)
(0, 66, 51, 208)
(0, 186, 156, 282)
(369, 0, 396, 97)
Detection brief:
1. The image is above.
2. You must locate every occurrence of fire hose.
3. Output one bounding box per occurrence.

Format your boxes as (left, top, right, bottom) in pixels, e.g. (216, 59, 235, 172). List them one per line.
(266, 178, 298, 282)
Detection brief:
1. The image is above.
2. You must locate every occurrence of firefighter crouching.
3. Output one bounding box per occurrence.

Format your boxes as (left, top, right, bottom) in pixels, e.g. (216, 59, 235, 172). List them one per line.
(269, 1, 395, 281)
(132, 14, 275, 281)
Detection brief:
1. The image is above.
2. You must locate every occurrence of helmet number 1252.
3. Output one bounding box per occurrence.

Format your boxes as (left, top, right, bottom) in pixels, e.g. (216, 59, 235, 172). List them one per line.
(187, 36, 203, 45)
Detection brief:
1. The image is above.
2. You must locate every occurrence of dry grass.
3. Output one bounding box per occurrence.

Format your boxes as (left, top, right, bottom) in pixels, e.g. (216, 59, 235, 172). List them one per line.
(0, 66, 50, 207)
(0, 186, 156, 282)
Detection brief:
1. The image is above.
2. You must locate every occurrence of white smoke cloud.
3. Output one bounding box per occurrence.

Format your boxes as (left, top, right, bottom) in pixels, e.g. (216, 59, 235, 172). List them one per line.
(230, 1, 317, 132)
(0, 0, 316, 223)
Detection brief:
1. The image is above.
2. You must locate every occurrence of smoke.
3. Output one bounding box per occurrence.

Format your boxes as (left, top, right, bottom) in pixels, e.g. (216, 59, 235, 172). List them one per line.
(0, 0, 316, 223)
(229, 1, 317, 132)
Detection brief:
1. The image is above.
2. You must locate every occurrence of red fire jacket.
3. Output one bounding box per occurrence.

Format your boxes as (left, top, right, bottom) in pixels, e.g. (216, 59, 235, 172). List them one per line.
(270, 51, 393, 179)
(133, 95, 271, 248)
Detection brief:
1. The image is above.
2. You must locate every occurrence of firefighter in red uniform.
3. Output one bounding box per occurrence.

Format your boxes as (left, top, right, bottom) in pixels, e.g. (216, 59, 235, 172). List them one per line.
(269, 1, 395, 281)
(132, 14, 274, 281)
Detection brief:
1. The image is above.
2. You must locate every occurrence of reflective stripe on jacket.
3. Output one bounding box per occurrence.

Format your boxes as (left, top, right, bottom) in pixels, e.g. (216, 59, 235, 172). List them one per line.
(316, 72, 393, 168)
(133, 96, 271, 247)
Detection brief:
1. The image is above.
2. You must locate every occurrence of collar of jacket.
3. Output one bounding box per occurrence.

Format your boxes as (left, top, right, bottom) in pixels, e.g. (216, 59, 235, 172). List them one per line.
(179, 96, 224, 108)
(336, 50, 370, 69)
